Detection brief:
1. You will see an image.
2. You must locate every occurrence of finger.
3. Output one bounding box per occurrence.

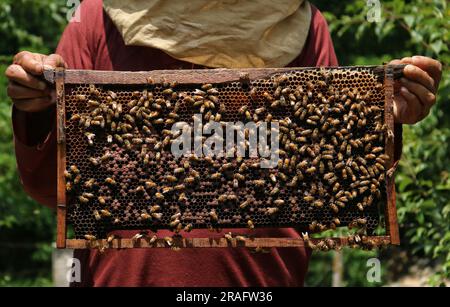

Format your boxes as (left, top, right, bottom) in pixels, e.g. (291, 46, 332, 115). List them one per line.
(402, 64, 435, 92)
(12, 97, 54, 113)
(410, 55, 442, 85)
(43, 53, 67, 70)
(7, 81, 49, 99)
(5, 64, 47, 90)
(13, 51, 46, 75)
(394, 94, 420, 125)
(398, 86, 426, 124)
(388, 59, 403, 65)
(400, 56, 442, 85)
(400, 78, 436, 111)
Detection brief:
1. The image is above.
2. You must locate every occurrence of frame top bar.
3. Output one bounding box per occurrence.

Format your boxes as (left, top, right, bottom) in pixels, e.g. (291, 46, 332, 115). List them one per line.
(43, 65, 405, 85)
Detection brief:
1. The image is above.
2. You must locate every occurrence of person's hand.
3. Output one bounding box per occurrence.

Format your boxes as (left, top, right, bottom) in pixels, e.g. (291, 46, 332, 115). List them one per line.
(5, 51, 66, 112)
(390, 56, 442, 124)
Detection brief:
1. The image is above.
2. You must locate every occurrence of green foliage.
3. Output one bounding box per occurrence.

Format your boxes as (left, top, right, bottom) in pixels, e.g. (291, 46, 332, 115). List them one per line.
(308, 0, 450, 286)
(0, 0, 68, 286)
(0, 0, 68, 56)
(306, 250, 383, 287)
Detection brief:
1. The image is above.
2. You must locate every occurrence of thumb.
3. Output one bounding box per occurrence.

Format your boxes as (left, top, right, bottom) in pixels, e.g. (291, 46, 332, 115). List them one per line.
(43, 53, 67, 70)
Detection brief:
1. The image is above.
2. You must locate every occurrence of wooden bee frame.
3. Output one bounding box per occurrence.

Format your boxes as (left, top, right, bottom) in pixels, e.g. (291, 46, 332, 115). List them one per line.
(45, 65, 402, 250)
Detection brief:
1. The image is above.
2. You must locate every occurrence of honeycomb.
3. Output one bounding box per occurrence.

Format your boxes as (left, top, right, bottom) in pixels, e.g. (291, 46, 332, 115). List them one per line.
(62, 67, 389, 240)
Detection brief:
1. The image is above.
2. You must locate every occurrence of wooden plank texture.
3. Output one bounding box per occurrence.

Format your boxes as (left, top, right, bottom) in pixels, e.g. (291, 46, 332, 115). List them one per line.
(66, 236, 391, 249)
(44, 65, 406, 85)
(55, 68, 67, 249)
(383, 66, 401, 245)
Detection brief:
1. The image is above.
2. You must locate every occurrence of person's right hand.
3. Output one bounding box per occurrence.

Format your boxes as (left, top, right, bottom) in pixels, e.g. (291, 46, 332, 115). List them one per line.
(5, 51, 66, 112)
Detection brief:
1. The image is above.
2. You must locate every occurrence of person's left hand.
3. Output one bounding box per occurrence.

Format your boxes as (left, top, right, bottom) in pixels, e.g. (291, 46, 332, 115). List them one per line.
(390, 56, 442, 124)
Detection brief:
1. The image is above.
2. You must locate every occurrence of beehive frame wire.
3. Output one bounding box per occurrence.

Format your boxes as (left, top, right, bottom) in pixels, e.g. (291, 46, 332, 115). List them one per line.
(45, 65, 402, 250)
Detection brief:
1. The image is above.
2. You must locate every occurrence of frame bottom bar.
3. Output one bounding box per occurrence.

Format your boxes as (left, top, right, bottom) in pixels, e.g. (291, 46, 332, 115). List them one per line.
(65, 236, 391, 249)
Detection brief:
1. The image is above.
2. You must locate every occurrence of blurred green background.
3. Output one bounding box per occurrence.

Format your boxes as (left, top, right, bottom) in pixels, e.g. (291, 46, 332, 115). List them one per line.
(0, 0, 448, 286)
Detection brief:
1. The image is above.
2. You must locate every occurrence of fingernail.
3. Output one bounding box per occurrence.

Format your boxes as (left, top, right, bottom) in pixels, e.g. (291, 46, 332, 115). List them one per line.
(43, 64, 53, 70)
(400, 86, 409, 95)
(401, 57, 412, 63)
(404, 64, 415, 73)
(35, 62, 44, 73)
(393, 103, 399, 123)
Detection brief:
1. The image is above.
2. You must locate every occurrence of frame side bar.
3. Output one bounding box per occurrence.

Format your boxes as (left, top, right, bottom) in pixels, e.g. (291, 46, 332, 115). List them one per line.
(384, 65, 401, 245)
(56, 68, 67, 248)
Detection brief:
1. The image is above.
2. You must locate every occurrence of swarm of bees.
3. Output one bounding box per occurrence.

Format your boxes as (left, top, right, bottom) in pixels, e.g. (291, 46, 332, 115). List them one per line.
(65, 67, 392, 251)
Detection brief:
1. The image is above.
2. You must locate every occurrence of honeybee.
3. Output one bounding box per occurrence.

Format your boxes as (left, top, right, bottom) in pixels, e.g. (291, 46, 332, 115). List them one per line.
(241, 217, 254, 230)
(301, 232, 316, 250)
(234, 173, 245, 181)
(224, 232, 233, 242)
(305, 166, 316, 174)
(266, 207, 279, 216)
(89, 157, 99, 166)
(333, 182, 340, 193)
(210, 172, 222, 180)
(79, 196, 89, 204)
(105, 177, 116, 185)
(288, 176, 299, 187)
(84, 234, 96, 241)
(69, 114, 81, 122)
(132, 232, 147, 243)
(169, 219, 180, 228)
(174, 184, 185, 192)
(313, 200, 323, 208)
(100, 209, 111, 217)
(64, 170, 72, 179)
(326, 239, 336, 250)
(235, 235, 246, 243)
(359, 186, 369, 194)
(227, 194, 238, 202)
(329, 203, 339, 214)
(270, 187, 280, 196)
(183, 224, 193, 233)
(70, 165, 80, 174)
(253, 179, 265, 188)
(152, 212, 162, 220)
(106, 234, 117, 244)
(375, 162, 385, 171)
(184, 177, 196, 185)
(93, 210, 101, 221)
(209, 210, 218, 222)
(150, 205, 161, 213)
(278, 173, 287, 181)
(144, 181, 156, 190)
(274, 199, 285, 207)
(140, 213, 151, 220)
(166, 175, 177, 183)
(323, 172, 334, 180)
(218, 194, 228, 204)
(233, 178, 239, 188)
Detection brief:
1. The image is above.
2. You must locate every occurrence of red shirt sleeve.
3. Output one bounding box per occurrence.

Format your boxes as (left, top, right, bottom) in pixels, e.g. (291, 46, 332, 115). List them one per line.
(11, 0, 100, 208)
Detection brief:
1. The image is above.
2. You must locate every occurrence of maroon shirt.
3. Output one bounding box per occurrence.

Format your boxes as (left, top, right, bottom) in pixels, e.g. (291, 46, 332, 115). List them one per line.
(14, 0, 341, 286)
